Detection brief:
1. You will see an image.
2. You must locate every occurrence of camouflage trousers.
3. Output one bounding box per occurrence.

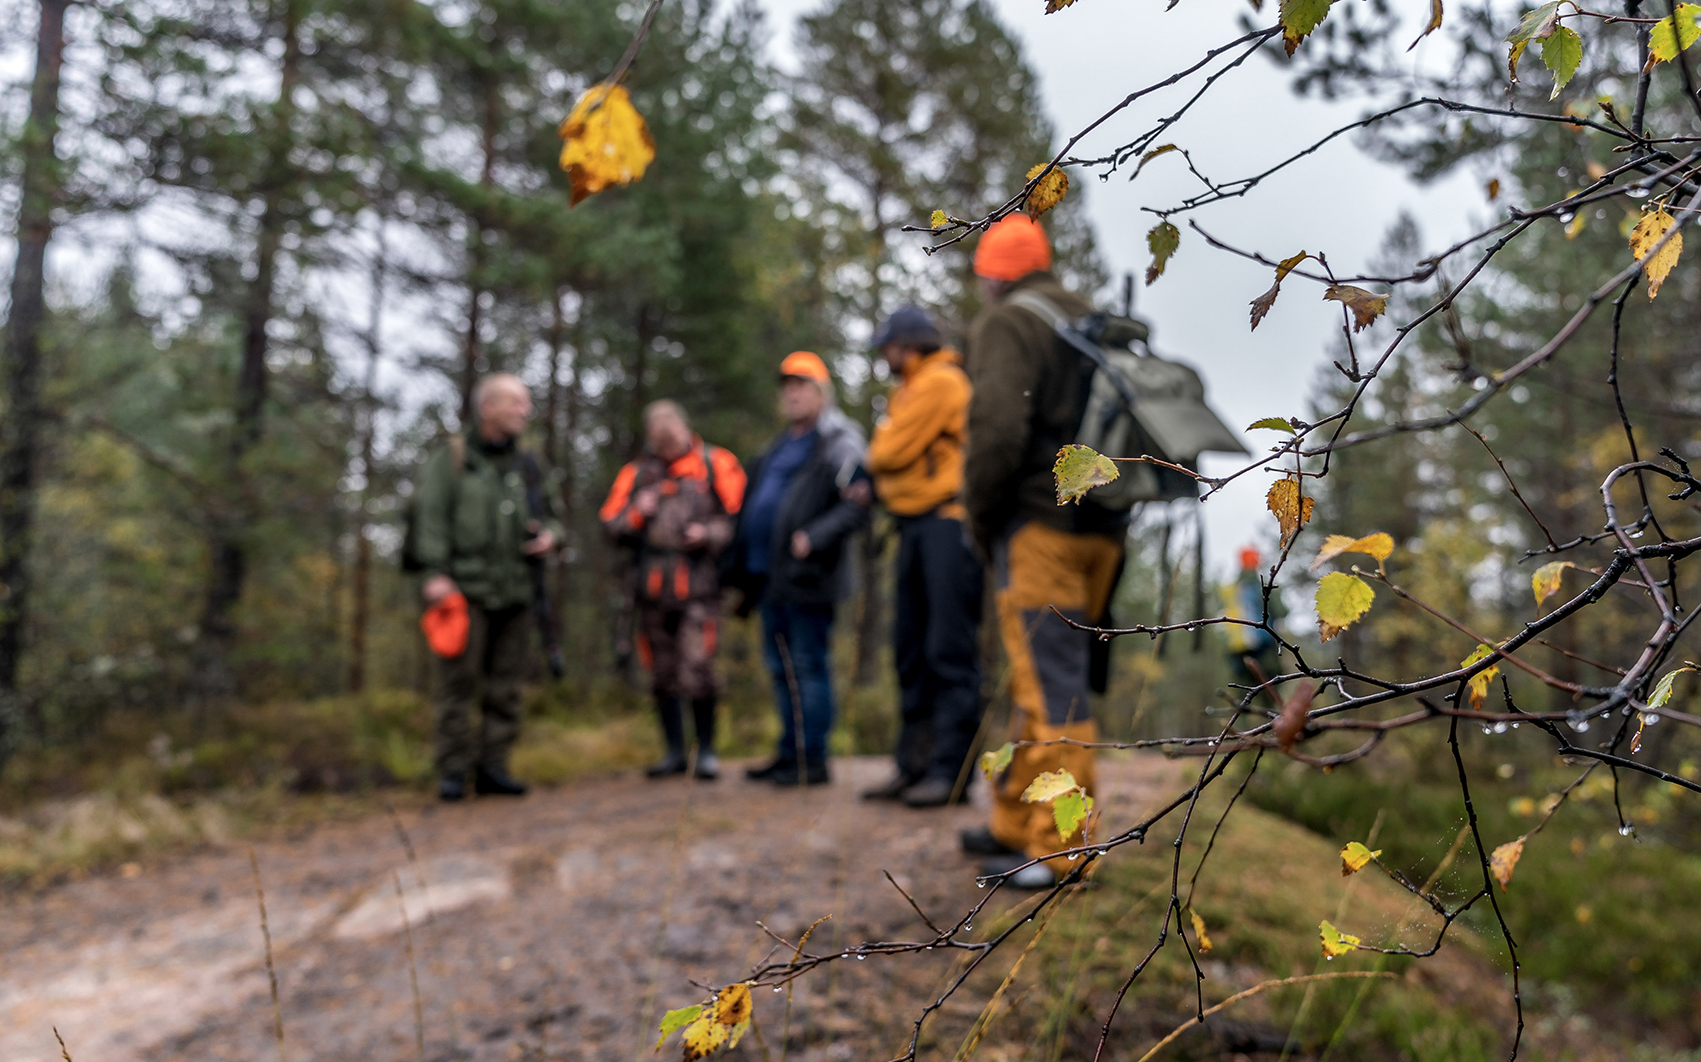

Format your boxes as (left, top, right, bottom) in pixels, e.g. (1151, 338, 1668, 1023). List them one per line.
(636, 599, 722, 700)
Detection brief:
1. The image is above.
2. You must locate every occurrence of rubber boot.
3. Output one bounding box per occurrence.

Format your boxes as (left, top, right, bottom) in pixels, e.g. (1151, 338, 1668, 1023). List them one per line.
(646, 694, 688, 777)
(691, 696, 719, 779)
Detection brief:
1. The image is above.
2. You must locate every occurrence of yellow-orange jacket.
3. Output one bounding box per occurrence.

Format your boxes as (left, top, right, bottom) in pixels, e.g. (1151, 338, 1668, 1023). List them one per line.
(866, 347, 970, 518)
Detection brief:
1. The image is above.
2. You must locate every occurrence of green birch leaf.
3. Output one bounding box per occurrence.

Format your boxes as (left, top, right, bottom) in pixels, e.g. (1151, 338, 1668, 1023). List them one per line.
(1506, 1, 1560, 44)
(1054, 444, 1119, 505)
(1649, 4, 1701, 61)
(980, 741, 1015, 780)
(1280, 0, 1334, 54)
(657, 1005, 704, 1048)
(1542, 26, 1583, 99)
(1146, 221, 1181, 285)
(1247, 417, 1299, 433)
(1052, 791, 1093, 842)
(1647, 666, 1695, 709)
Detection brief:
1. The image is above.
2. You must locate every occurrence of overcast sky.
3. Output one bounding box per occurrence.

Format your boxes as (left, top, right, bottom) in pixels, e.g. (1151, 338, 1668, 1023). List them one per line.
(760, 0, 1486, 575)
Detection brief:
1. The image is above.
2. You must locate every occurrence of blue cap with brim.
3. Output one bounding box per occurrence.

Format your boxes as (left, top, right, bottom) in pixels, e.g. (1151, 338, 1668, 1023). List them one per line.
(871, 305, 943, 350)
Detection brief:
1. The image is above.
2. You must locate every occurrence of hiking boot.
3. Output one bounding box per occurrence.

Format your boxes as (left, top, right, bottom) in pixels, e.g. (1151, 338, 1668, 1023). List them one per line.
(771, 759, 830, 786)
(861, 772, 919, 801)
(439, 774, 466, 803)
(646, 750, 689, 778)
(960, 826, 1018, 856)
(901, 777, 956, 808)
(474, 767, 528, 797)
(694, 751, 721, 780)
(745, 757, 791, 780)
(981, 853, 1056, 890)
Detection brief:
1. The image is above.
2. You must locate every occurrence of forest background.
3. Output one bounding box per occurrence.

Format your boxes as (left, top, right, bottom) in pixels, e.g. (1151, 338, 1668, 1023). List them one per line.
(1, 0, 1700, 1057)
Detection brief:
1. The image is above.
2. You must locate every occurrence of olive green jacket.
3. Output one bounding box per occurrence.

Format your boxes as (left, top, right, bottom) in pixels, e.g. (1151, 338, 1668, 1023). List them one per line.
(411, 433, 566, 610)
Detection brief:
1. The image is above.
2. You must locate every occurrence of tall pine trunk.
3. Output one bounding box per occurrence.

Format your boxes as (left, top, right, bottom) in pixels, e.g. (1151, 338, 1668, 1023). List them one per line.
(0, 0, 68, 760)
(459, 75, 499, 424)
(195, 1, 300, 698)
(347, 223, 387, 694)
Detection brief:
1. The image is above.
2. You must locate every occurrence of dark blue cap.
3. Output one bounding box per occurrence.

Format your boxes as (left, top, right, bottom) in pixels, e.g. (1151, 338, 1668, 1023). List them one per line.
(871, 305, 943, 351)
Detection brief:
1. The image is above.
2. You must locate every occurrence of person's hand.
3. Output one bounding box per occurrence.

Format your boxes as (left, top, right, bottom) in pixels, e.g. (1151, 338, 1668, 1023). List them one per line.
(842, 480, 872, 507)
(790, 530, 812, 559)
(634, 489, 660, 517)
(422, 574, 459, 604)
(523, 529, 557, 557)
(682, 522, 707, 548)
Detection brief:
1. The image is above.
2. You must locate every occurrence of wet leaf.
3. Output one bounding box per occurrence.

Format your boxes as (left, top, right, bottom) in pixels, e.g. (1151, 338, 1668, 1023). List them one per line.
(1311, 532, 1394, 571)
(1461, 644, 1502, 712)
(557, 83, 656, 206)
(1319, 919, 1361, 958)
(680, 1011, 729, 1060)
(1647, 665, 1695, 709)
(1024, 163, 1069, 216)
(930, 209, 948, 230)
(1266, 475, 1314, 546)
(1323, 285, 1388, 332)
(1542, 25, 1583, 99)
(657, 1005, 703, 1048)
(1340, 841, 1382, 875)
(1273, 680, 1318, 752)
(1280, 0, 1333, 54)
(1247, 416, 1299, 433)
(1409, 0, 1443, 49)
(713, 984, 752, 1027)
(1022, 769, 1081, 804)
(1189, 908, 1214, 954)
(1315, 572, 1373, 642)
(1490, 838, 1524, 890)
(980, 741, 1015, 780)
(1250, 251, 1311, 330)
(1650, 3, 1701, 61)
(1629, 207, 1683, 300)
(1054, 444, 1120, 504)
(1506, 1, 1561, 46)
(1508, 38, 1530, 80)
(1146, 221, 1181, 285)
(1531, 560, 1574, 610)
(1052, 790, 1093, 842)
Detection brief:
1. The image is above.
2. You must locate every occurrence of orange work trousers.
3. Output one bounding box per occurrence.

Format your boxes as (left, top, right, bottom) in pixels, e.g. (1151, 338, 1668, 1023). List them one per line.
(988, 521, 1124, 862)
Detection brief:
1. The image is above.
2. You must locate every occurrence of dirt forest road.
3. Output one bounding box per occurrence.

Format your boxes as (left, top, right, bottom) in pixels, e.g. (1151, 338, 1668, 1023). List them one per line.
(0, 755, 1181, 1062)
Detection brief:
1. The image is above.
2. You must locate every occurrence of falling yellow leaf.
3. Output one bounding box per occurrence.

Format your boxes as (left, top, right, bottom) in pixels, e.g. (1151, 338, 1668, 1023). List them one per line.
(1531, 560, 1574, 610)
(1461, 643, 1502, 711)
(1022, 769, 1081, 804)
(1266, 475, 1313, 546)
(930, 209, 948, 230)
(1315, 572, 1374, 642)
(1628, 207, 1682, 300)
(1189, 909, 1214, 954)
(1340, 841, 1382, 875)
(1490, 838, 1524, 890)
(980, 741, 1015, 780)
(1322, 285, 1388, 332)
(557, 83, 656, 206)
(1319, 919, 1361, 958)
(1024, 163, 1069, 216)
(1311, 532, 1394, 571)
(1054, 444, 1119, 505)
(1250, 251, 1311, 330)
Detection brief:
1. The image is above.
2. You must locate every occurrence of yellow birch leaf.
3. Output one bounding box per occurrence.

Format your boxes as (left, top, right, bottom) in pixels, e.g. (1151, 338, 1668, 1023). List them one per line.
(1409, 0, 1443, 49)
(557, 83, 656, 206)
(1629, 207, 1683, 300)
(1461, 643, 1501, 711)
(1024, 163, 1069, 216)
(1280, 0, 1333, 55)
(1340, 841, 1383, 875)
(1052, 790, 1092, 842)
(1022, 769, 1080, 804)
(712, 984, 752, 1026)
(1266, 475, 1314, 545)
(1146, 221, 1181, 285)
(1054, 444, 1119, 505)
(1487, 177, 1502, 200)
(930, 209, 948, 230)
(1650, 3, 1701, 61)
(1189, 908, 1214, 954)
(1315, 572, 1374, 642)
(1508, 38, 1530, 81)
(1531, 560, 1573, 610)
(980, 741, 1015, 780)
(1312, 532, 1394, 570)
(1322, 285, 1388, 332)
(680, 1011, 728, 1060)
(657, 1005, 704, 1049)
(1319, 919, 1361, 958)
(1490, 837, 1524, 890)
(1250, 251, 1311, 330)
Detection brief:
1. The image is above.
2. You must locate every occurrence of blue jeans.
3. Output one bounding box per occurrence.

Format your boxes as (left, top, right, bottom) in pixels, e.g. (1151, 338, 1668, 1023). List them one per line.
(760, 599, 836, 764)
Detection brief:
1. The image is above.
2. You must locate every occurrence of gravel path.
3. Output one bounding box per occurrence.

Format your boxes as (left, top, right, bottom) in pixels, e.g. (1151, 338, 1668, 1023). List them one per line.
(0, 755, 1179, 1062)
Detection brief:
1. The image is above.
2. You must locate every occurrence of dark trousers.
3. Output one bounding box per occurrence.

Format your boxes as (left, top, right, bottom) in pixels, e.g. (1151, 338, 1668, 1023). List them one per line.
(892, 513, 985, 783)
(435, 602, 529, 778)
(760, 598, 836, 764)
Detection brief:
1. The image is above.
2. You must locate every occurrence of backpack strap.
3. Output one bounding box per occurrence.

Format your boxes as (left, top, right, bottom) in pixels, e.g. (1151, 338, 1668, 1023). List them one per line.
(1005, 290, 1142, 414)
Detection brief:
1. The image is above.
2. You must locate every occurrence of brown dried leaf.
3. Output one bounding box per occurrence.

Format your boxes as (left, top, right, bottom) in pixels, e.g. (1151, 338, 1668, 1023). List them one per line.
(1323, 284, 1388, 332)
(1250, 251, 1311, 330)
(1273, 680, 1317, 752)
(1490, 837, 1524, 890)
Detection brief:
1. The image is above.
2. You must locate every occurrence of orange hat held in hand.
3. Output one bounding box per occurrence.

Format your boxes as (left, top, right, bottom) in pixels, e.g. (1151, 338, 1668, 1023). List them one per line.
(421, 591, 470, 658)
(973, 214, 1053, 282)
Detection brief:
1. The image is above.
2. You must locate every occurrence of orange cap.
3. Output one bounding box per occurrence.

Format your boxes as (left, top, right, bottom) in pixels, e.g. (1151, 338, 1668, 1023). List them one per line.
(973, 214, 1052, 281)
(1240, 547, 1261, 571)
(421, 591, 470, 658)
(778, 350, 830, 384)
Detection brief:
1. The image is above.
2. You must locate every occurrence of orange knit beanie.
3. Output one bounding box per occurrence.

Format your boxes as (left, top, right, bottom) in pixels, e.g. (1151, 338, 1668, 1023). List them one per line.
(973, 214, 1053, 281)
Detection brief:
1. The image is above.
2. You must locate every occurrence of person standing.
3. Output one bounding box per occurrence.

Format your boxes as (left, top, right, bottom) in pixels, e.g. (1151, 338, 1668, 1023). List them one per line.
(860, 306, 985, 808)
(959, 215, 1126, 887)
(410, 374, 565, 802)
(600, 401, 746, 780)
(724, 352, 869, 786)
(1221, 546, 1286, 688)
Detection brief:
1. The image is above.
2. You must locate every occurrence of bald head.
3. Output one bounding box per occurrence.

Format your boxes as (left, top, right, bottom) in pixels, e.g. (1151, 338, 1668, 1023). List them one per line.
(643, 400, 692, 462)
(474, 373, 532, 443)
